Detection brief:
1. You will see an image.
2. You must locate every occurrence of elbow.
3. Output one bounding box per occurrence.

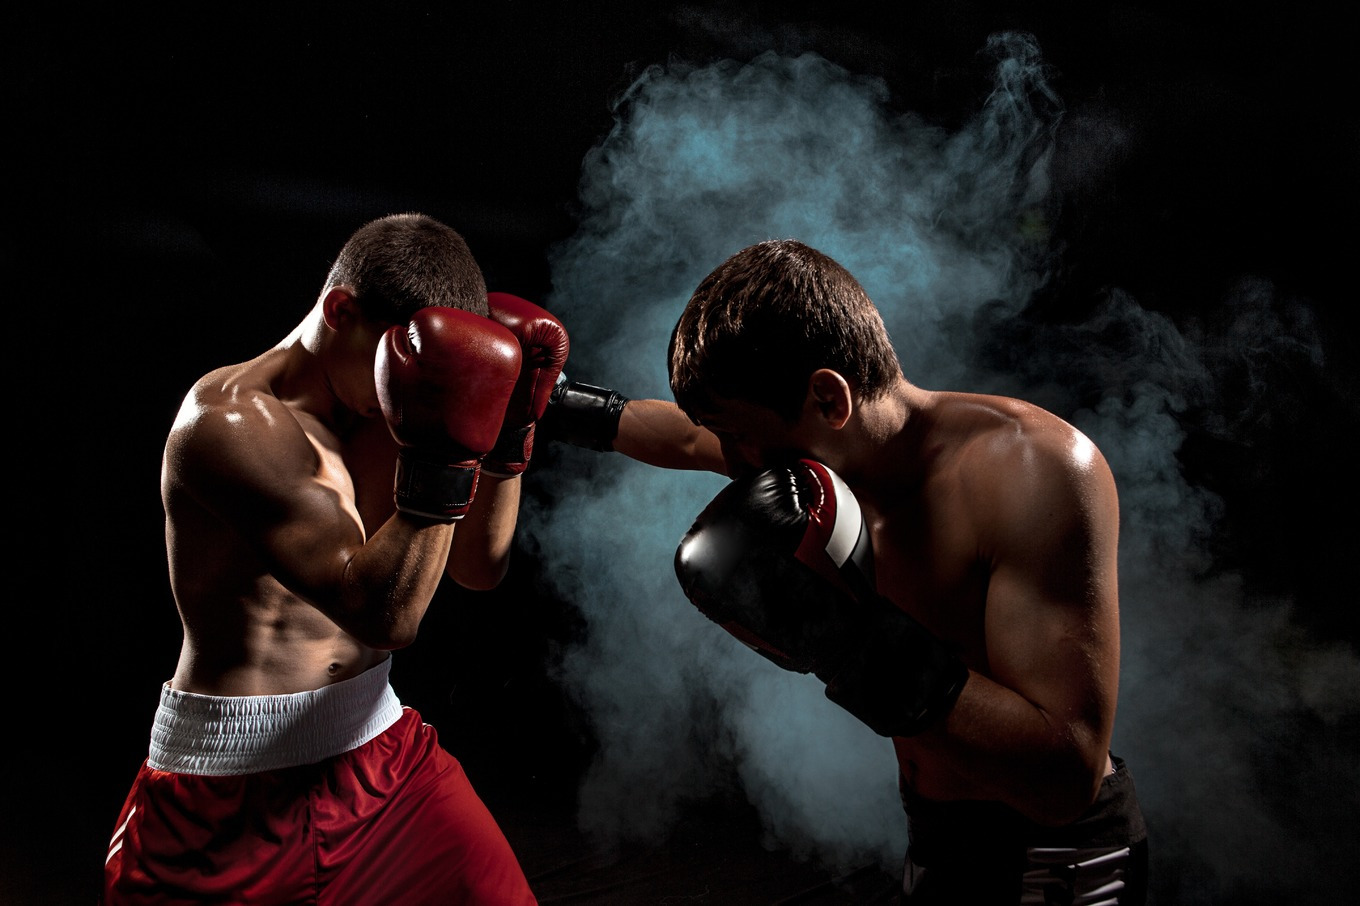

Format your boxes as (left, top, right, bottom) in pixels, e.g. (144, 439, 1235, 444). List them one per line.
(1028, 755, 1107, 827)
(445, 528, 513, 590)
(448, 557, 509, 591)
(1020, 712, 1111, 827)
(454, 572, 504, 592)
(342, 606, 423, 651)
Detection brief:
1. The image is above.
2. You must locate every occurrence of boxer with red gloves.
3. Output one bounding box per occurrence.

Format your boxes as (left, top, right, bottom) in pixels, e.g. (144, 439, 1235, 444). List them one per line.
(103, 214, 538, 906)
(482, 292, 571, 477)
(675, 459, 968, 738)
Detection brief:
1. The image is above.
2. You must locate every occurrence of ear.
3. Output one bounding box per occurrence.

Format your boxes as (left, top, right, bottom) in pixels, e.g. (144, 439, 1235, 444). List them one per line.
(320, 286, 358, 331)
(806, 369, 853, 429)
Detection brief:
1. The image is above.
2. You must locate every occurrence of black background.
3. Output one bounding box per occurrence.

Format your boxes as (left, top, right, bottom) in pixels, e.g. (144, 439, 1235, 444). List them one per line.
(9, 2, 1357, 903)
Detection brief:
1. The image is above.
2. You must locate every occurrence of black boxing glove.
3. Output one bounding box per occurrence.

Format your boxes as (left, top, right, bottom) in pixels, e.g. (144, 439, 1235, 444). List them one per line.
(674, 459, 968, 737)
(536, 373, 629, 452)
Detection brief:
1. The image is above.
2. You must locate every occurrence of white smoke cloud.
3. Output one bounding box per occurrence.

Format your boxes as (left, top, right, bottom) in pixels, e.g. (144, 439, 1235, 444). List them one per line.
(523, 30, 1358, 904)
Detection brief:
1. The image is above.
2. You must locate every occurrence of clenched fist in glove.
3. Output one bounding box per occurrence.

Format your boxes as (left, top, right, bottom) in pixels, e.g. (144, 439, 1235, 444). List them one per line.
(375, 307, 521, 522)
(482, 293, 570, 477)
(674, 459, 969, 737)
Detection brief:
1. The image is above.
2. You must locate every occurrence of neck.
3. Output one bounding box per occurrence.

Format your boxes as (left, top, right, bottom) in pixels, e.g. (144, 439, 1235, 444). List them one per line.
(270, 307, 350, 431)
(281, 303, 327, 354)
(840, 380, 933, 490)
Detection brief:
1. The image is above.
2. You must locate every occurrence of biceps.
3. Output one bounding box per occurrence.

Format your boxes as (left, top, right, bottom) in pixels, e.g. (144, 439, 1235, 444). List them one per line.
(190, 457, 366, 606)
(175, 411, 368, 605)
(252, 480, 367, 599)
(984, 566, 1119, 731)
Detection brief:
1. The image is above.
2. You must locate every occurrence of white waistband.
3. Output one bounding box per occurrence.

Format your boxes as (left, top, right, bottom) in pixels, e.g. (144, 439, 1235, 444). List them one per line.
(147, 658, 405, 776)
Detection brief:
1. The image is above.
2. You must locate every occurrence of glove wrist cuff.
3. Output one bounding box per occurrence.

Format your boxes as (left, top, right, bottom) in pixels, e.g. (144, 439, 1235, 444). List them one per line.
(540, 379, 629, 451)
(393, 448, 480, 522)
(483, 424, 534, 478)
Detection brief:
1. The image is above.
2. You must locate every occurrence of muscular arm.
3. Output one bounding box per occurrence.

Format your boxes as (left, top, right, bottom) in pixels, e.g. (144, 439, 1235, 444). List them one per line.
(444, 398, 720, 585)
(898, 422, 1122, 826)
(615, 398, 727, 473)
(171, 390, 453, 651)
(447, 473, 520, 590)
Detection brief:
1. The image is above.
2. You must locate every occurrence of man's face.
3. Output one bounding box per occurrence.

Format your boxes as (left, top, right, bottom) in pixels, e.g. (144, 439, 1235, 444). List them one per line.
(691, 395, 820, 478)
(321, 286, 397, 421)
(341, 316, 397, 420)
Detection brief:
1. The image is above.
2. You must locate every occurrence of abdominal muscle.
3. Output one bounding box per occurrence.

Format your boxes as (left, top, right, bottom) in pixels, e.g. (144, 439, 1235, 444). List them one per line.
(165, 506, 386, 697)
(171, 581, 386, 697)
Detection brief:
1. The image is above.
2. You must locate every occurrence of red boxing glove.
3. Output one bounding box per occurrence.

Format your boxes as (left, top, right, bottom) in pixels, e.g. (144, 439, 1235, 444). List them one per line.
(376, 307, 522, 521)
(482, 292, 570, 477)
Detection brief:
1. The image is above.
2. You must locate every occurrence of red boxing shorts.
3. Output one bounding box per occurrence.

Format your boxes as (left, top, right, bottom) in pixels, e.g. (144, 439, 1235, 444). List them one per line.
(103, 659, 537, 905)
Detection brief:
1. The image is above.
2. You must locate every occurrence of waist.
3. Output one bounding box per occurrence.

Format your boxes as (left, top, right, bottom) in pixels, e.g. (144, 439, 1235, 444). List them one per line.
(147, 656, 405, 776)
(901, 755, 1147, 853)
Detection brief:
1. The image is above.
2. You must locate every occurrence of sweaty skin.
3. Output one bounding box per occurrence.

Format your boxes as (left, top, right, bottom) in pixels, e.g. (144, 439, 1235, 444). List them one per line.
(161, 293, 520, 697)
(620, 373, 1120, 827)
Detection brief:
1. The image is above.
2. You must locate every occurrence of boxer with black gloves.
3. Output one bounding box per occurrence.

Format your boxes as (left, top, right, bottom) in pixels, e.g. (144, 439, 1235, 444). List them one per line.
(675, 459, 968, 738)
(561, 238, 1147, 903)
(103, 214, 538, 905)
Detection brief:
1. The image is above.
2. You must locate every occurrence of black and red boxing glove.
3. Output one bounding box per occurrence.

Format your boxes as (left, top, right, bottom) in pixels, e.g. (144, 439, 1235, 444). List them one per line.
(674, 459, 969, 737)
(375, 307, 521, 522)
(482, 293, 570, 477)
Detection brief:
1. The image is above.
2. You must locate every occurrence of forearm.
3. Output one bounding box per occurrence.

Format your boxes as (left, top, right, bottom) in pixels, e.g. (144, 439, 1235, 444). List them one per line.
(337, 515, 455, 649)
(614, 399, 727, 473)
(447, 474, 520, 589)
(898, 672, 1109, 825)
(540, 379, 726, 473)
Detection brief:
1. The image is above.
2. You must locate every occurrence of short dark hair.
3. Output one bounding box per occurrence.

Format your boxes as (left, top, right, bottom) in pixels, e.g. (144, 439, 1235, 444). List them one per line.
(324, 213, 488, 324)
(669, 239, 901, 421)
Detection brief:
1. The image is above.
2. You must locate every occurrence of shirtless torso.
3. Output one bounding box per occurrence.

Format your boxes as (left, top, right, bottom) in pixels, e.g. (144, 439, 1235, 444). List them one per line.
(160, 303, 517, 698)
(621, 379, 1121, 824)
(104, 213, 543, 906)
(162, 347, 393, 695)
(863, 390, 1120, 808)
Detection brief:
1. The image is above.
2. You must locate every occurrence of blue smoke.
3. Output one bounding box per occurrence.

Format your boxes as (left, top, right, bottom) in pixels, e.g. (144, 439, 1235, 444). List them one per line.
(522, 30, 1357, 903)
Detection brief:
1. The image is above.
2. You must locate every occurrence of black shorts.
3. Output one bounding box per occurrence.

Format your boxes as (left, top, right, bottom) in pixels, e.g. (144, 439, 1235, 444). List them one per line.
(900, 755, 1148, 905)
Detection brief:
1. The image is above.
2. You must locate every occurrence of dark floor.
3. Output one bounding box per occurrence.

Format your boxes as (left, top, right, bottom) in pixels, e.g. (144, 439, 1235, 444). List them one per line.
(491, 790, 903, 905)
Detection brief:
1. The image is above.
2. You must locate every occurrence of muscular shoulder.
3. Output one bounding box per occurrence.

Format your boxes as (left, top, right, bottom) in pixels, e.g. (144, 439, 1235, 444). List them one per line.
(934, 393, 1118, 548)
(163, 362, 316, 511)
